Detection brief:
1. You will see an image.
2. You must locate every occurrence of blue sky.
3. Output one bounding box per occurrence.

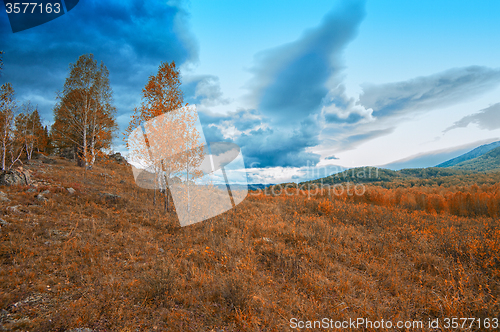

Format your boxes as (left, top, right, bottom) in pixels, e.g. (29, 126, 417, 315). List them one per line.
(1, 0, 500, 183)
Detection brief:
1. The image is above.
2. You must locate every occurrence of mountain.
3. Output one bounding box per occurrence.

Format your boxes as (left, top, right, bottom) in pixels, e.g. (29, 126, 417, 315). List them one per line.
(436, 140, 500, 168)
(448, 146, 500, 172)
(299, 164, 500, 189)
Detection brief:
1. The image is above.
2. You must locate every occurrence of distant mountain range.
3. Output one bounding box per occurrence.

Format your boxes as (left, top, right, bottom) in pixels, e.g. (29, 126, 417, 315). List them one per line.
(436, 140, 500, 169)
(441, 146, 500, 172)
(300, 140, 500, 187)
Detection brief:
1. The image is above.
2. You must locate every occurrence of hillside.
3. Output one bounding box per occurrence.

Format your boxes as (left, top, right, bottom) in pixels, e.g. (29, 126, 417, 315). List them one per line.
(1, 156, 499, 330)
(301, 165, 500, 188)
(449, 146, 500, 172)
(436, 140, 500, 168)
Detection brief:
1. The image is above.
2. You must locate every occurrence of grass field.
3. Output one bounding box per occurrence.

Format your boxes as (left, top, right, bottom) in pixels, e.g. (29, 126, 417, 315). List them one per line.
(1, 157, 499, 331)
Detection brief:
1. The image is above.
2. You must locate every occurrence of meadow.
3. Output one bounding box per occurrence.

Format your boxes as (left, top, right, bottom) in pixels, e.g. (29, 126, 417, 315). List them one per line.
(0, 156, 499, 331)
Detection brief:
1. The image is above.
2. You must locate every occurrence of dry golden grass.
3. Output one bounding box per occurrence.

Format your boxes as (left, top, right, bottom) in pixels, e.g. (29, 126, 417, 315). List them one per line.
(0, 157, 499, 331)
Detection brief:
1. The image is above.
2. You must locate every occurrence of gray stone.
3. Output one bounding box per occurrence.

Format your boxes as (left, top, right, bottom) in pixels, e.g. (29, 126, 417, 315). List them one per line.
(6, 205, 22, 214)
(0, 192, 10, 203)
(26, 188, 37, 193)
(0, 218, 11, 226)
(109, 152, 126, 164)
(100, 193, 121, 201)
(0, 169, 31, 186)
(37, 194, 47, 201)
(67, 187, 76, 194)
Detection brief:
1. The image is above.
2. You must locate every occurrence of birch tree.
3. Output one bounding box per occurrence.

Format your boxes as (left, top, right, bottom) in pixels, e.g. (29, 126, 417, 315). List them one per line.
(14, 102, 44, 160)
(0, 83, 16, 170)
(52, 54, 117, 168)
(126, 61, 184, 209)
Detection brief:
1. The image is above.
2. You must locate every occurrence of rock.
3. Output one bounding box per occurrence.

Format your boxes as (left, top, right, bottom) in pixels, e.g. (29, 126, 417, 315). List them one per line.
(37, 194, 47, 201)
(26, 188, 37, 193)
(0, 218, 10, 226)
(6, 205, 22, 214)
(0, 169, 31, 186)
(67, 187, 76, 194)
(0, 191, 10, 202)
(36, 190, 50, 201)
(67, 328, 93, 332)
(99, 193, 121, 201)
(109, 152, 126, 164)
(119, 180, 125, 184)
(262, 237, 273, 243)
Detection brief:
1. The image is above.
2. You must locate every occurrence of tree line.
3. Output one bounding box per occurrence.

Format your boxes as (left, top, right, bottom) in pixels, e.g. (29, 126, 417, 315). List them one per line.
(0, 51, 189, 174)
(0, 51, 50, 170)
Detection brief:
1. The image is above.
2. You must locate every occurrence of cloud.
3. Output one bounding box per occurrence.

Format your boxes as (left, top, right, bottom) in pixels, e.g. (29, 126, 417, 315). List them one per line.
(182, 75, 231, 107)
(0, 0, 198, 140)
(359, 66, 500, 118)
(228, 0, 366, 168)
(247, 0, 366, 125)
(444, 103, 500, 132)
(325, 155, 339, 160)
(321, 84, 373, 124)
(200, 108, 321, 168)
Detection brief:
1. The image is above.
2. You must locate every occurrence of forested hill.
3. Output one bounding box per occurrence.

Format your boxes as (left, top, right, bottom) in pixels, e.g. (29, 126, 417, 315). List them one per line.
(447, 146, 500, 172)
(301, 166, 500, 188)
(436, 141, 500, 168)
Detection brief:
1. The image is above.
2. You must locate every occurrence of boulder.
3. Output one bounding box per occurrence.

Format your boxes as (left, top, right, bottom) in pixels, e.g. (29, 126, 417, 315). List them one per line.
(109, 152, 126, 164)
(6, 205, 22, 214)
(37, 190, 50, 201)
(99, 193, 121, 201)
(0, 169, 31, 186)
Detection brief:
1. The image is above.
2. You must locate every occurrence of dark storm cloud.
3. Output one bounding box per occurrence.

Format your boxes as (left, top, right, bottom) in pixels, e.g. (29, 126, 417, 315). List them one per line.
(199, 108, 321, 168)
(359, 66, 500, 118)
(0, 0, 198, 132)
(235, 124, 321, 168)
(248, 0, 366, 124)
(232, 0, 365, 168)
(444, 102, 500, 132)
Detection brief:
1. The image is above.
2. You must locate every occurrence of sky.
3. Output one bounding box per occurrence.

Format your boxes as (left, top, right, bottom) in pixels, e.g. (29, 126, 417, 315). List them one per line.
(1, 0, 500, 184)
